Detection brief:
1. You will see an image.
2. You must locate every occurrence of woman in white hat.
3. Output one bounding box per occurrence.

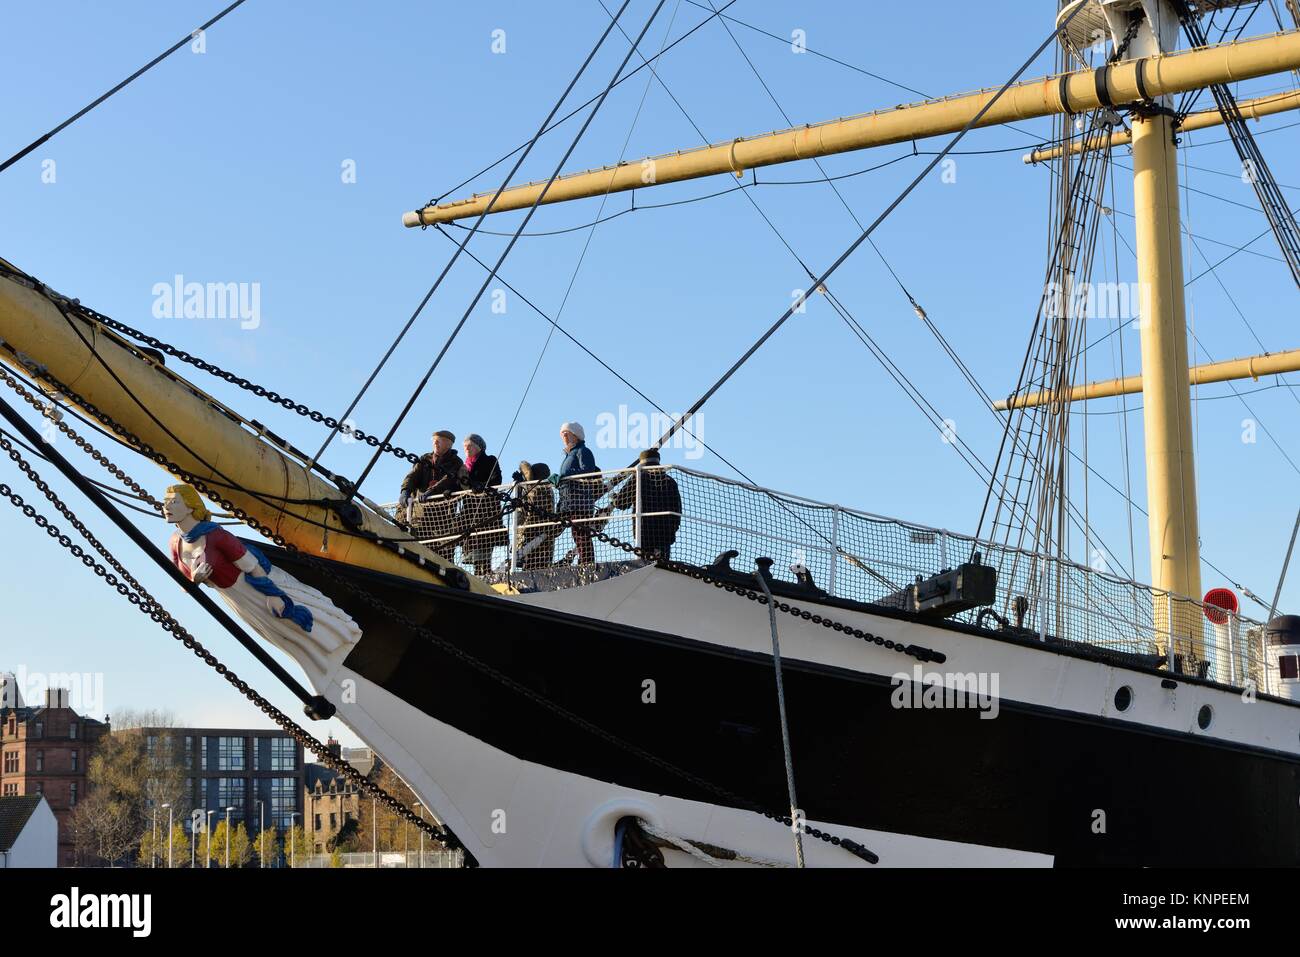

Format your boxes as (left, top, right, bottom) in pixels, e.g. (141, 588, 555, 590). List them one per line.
(553, 421, 599, 564)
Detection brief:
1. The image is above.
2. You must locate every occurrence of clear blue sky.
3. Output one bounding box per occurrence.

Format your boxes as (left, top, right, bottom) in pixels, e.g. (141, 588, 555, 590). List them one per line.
(2, 1, 1298, 746)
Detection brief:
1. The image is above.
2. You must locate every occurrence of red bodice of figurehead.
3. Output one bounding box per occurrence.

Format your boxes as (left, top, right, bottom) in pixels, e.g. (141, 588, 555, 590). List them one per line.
(169, 526, 248, 588)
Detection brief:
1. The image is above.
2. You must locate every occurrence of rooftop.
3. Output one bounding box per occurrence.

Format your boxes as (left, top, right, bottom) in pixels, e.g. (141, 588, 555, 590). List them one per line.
(0, 795, 44, 852)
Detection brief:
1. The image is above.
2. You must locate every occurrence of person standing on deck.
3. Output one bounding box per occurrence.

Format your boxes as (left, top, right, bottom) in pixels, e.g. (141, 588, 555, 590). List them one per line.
(398, 430, 468, 547)
(607, 447, 681, 561)
(514, 461, 559, 569)
(460, 433, 504, 575)
(550, 422, 599, 564)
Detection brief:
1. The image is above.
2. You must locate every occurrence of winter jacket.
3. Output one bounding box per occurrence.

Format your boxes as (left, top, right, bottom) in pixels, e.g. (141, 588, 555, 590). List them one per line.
(459, 453, 504, 537)
(400, 448, 468, 500)
(555, 441, 599, 513)
(516, 462, 558, 568)
(610, 467, 682, 553)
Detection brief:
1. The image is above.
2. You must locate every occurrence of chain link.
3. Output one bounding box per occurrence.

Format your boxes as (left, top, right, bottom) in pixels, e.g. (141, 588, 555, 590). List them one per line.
(0, 262, 419, 464)
(4, 373, 161, 511)
(3, 261, 938, 664)
(459, 483, 945, 665)
(0, 440, 451, 849)
(2, 364, 890, 863)
(1108, 16, 1143, 64)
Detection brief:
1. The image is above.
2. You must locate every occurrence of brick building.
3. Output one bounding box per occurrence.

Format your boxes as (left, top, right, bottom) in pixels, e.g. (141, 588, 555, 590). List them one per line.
(0, 688, 110, 867)
(303, 737, 384, 853)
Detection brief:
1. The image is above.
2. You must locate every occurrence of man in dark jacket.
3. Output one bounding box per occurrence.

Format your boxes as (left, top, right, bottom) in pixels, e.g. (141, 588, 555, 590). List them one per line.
(608, 448, 681, 560)
(398, 430, 468, 547)
(549, 421, 599, 564)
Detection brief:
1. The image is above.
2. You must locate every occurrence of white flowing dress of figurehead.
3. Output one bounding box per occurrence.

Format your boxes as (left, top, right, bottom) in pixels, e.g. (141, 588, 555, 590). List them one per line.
(164, 492, 362, 675)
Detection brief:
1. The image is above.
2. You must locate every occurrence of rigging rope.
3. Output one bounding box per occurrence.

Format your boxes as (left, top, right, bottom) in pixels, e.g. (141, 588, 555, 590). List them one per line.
(310, 0, 638, 469)
(349, 0, 670, 501)
(753, 565, 805, 869)
(631, 817, 793, 867)
(579, 0, 1116, 581)
(428, 0, 742, 205)
(1, 358, 904, 864)
(643, 10, 1089, 459)
(0, 426, 457, 853)
(497, 0, 687, 468)
(0, 0, 252, 175)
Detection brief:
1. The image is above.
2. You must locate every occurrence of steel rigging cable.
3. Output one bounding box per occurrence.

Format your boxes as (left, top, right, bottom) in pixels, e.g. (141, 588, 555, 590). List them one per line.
(645, 7, 1090, 456)
(348, 0, 671, 499)
(584, 0, 1112, 578)
(0, 0, 251, 175)
(495, 0, 687, 469)
(310, 0, 637, 469)
(429, 0, 741, 205)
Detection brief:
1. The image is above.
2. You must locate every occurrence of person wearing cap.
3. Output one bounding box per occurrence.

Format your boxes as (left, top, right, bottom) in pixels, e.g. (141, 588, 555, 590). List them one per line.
(551, 421, 599, 564)
(608, 448, 682, 561)
(458, 433, 504, 575)
(398, 430, 468, 545)
(513, 461, 558, 569)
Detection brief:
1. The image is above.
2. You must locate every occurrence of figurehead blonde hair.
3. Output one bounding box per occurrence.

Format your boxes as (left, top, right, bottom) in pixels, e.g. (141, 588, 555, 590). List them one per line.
(166, 484, 211, 522)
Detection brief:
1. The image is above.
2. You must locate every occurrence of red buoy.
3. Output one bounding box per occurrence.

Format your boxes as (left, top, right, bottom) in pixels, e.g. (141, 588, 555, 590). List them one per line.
(1203, 587, 1239, 625)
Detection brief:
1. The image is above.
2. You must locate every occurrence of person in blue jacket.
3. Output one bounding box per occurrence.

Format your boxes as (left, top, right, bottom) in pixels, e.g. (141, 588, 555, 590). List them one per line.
(550, 421, 599, 563)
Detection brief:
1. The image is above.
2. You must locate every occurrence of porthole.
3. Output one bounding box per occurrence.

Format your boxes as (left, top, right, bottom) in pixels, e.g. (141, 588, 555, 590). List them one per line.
(1114, 686, 1133, 712)
(1197, 705, 1213, 730)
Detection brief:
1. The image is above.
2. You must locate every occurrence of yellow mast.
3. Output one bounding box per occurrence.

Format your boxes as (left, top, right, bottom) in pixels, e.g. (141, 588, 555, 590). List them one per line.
(1131, 106, 1202, 657)
(1024, 87, 1300, 162)
(996, 348, 1300, 409)
(406, 28, 1300, 226)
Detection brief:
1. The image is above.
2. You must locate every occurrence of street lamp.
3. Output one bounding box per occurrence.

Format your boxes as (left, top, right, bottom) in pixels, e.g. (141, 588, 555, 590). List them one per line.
(206, 810, 215, 869)
(224, 806, 235, 869)
(151, 805, 157, 869)
(372, 795, 377, 869)
(161, 803, 173, 869)
(289, 811, 301, 869)
(257, 798, 265, 869)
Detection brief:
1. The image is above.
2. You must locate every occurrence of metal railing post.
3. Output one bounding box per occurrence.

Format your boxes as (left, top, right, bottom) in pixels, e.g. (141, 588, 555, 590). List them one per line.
(829, 505, 840, 597)
(634, 464, 643, 549)
(1038, 560, 1048, 642)
(1227, 612, 1237, 687)
(509, 484, 520, 572)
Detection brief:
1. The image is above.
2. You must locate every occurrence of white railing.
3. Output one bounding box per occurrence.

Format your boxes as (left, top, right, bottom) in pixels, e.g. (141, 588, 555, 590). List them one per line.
(382, 465, 1274, 693)
(297, 849, 464, 868)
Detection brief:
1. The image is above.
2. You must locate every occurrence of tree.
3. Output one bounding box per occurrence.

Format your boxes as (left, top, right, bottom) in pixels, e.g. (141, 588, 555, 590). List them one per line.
(254, 823, 280, 868)
(137, 821, 191, 868)
(70, 794, 135, 868)
(207, 820, 254, 868)
(329, 816, 360, 852)
(72, 710, 191, 866)
(329, 846, 343, 868)
(282, 824, 311, 868)
(354, 765, 422, 855)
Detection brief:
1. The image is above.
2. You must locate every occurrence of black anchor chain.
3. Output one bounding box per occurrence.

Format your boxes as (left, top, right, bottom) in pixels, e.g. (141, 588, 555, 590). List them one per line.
(0, 434, 453, 851)
(2, 364, 892, 864)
